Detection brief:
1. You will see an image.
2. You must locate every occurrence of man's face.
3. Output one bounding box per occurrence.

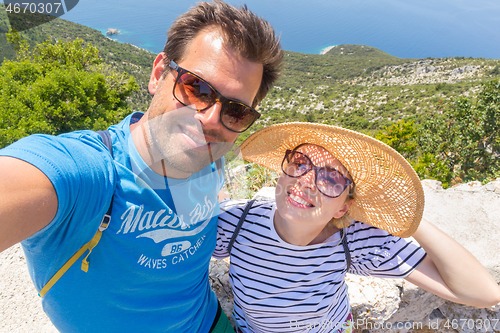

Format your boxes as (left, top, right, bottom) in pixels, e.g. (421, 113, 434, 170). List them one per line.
(145, 29, 263, 177)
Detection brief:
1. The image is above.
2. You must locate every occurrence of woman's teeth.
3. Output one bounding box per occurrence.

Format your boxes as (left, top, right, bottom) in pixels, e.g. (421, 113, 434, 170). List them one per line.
(289, 193, 313, 207)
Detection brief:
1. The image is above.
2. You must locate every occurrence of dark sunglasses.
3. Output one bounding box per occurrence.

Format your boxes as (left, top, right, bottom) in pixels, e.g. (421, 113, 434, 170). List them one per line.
(282, 149, 352, 198)
(167, 60, 261, 133)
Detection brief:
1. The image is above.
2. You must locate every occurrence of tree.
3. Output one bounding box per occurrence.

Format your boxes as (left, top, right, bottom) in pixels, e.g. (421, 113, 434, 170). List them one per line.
(419, 80, 500, 185)
(375, 80, 499, 188)
(375, 119, 419, 160)
(0, 33, 138, 148)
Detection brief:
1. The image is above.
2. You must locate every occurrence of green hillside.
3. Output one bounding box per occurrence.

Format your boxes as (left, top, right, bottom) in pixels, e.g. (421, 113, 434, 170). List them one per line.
(256, 49, 500, 141)
(0, 6, 156, 111)
(278, 45, 406, 88)
(1, 9, 499, 140)
(1, 10, 499, 187)
(324, 44, 397, 58)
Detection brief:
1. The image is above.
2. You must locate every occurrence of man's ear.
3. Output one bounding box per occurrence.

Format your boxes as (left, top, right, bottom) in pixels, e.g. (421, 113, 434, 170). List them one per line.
(148, 52, 167, 95)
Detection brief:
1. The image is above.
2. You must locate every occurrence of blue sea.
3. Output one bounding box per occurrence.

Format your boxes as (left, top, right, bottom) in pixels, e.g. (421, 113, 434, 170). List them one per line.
(10, 0, 500, 59)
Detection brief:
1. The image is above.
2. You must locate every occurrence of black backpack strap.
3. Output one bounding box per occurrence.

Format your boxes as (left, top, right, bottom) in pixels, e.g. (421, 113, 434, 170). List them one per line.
(227, 199, 256, 254)
(97, 130, 114, 158)
(340, 229, 351, 272)
(96, 130, 114, 220)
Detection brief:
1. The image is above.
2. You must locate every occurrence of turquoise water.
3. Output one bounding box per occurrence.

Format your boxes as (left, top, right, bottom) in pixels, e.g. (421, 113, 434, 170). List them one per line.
(48, 0, 500, 58)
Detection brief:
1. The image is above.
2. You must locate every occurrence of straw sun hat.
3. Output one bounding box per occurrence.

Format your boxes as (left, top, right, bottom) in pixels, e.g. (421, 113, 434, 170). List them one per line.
(238, 122, 424, 237)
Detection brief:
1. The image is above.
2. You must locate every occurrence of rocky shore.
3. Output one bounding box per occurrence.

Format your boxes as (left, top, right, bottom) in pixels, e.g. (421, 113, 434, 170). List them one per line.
(1, 180, 499, 332)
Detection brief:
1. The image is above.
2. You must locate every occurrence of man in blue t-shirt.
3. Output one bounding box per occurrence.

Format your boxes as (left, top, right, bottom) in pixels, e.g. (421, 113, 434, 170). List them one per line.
(0, 1, 283, 332)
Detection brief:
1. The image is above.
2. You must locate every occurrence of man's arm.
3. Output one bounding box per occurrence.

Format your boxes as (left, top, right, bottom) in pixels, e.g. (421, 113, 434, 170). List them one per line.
(0, 156, 58, 252)
(405, 219, 500, 308)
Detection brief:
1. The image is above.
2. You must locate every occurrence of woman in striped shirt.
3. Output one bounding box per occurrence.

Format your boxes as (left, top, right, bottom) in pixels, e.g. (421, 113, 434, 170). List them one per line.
(214, 123, 500, 333)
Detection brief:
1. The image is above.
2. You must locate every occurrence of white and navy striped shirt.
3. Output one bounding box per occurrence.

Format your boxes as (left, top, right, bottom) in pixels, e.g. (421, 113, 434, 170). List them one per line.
(214, 199, 426, 333)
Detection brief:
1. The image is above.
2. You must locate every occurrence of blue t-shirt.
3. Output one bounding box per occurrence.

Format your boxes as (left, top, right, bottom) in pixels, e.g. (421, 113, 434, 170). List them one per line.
(0, 112, 223, 332)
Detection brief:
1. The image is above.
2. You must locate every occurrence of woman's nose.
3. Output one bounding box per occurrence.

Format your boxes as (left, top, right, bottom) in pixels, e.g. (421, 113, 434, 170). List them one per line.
(297, 168, 316, 190)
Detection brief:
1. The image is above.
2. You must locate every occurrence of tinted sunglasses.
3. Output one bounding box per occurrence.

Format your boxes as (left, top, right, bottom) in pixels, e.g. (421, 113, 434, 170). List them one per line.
(168, 60, 261, 133)
(282, 149, 353, 198)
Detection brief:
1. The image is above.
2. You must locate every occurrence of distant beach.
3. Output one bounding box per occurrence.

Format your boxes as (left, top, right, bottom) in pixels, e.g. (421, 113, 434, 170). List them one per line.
(320, 45, 337, 55)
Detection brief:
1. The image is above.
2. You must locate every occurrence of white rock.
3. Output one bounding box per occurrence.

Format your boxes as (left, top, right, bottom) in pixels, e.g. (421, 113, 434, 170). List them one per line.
(421, 179, 443, 191)
(2, 180, 499, 332)
(252, 186, 275, 199)
(451, 181, 483, 191)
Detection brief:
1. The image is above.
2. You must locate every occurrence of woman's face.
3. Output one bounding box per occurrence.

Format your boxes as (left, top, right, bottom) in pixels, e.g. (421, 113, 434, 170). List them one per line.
(275, 144, 352, 229)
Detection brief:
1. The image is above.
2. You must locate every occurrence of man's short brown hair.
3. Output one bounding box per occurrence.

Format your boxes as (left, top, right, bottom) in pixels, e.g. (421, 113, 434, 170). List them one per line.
(163, 0, 283, 107)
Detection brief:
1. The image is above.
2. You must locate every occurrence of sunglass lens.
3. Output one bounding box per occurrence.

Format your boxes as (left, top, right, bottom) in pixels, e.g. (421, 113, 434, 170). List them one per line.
(283, 151, 311, 177)
(317, 169, 348, 197)
(221, 102, 259, 132)
(176, 73, 216, 109)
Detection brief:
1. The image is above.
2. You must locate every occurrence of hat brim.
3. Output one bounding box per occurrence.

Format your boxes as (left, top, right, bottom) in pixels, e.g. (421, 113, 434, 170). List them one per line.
(237, 122, 424, 237)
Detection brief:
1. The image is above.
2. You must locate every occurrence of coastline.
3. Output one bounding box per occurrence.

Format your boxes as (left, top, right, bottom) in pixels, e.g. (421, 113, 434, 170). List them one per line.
(320, 45, 337, 55)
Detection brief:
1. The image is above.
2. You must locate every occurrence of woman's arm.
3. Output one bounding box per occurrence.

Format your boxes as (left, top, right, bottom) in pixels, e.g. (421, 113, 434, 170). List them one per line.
(405, 219, 500, 308)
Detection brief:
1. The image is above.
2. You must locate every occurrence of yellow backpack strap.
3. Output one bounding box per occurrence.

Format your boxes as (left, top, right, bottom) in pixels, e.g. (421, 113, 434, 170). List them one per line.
(39, 215, 111, 298)
(39, 130, 114, 298)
